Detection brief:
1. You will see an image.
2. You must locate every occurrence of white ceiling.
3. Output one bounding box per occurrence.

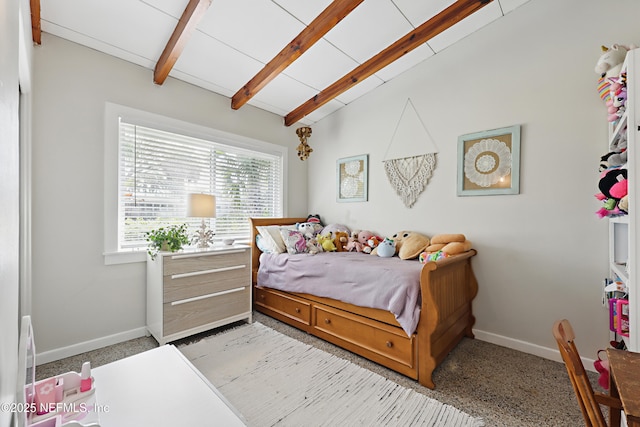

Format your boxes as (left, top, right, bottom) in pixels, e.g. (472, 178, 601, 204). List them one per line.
(40, 0, 530, 125)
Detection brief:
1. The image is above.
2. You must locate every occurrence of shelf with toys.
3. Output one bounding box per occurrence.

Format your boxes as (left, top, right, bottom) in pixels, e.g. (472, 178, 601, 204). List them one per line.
(16, 316, 100, 427)
(596, 44, 639, 352)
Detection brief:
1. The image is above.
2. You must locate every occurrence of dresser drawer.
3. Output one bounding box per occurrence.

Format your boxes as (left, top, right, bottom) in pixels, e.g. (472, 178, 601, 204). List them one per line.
(163, 266, 249, 303)
(254, 287, 311, 326)
(312, 305, 415, 369)
(163, 286, 250, 336)
(163, 250, 249, 276)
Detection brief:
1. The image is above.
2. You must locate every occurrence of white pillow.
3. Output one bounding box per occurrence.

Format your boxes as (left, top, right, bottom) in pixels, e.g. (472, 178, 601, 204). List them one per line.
(256, 225, 295, 253)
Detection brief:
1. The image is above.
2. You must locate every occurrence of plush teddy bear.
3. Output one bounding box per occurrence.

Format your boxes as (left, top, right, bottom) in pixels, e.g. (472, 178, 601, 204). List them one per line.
(333, 231, 349, 252)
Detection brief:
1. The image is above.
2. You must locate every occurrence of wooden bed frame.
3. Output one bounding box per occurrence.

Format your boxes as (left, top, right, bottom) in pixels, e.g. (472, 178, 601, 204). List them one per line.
(250, 217, 478, 389)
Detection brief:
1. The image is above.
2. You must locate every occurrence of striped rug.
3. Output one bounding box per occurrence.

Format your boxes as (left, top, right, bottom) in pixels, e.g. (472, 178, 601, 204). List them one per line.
(180, 322, 483, 427)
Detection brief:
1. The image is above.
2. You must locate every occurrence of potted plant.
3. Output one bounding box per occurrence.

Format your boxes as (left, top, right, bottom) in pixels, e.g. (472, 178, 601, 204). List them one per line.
(145, 223, 190, 260)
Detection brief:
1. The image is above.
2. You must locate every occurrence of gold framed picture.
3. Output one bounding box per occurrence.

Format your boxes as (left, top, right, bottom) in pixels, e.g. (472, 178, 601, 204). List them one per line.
(457, 125, 521, 196)
(336, 154, 368, 202)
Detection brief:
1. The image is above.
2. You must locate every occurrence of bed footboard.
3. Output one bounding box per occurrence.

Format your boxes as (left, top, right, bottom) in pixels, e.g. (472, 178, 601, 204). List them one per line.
(417, 250, 478, 389)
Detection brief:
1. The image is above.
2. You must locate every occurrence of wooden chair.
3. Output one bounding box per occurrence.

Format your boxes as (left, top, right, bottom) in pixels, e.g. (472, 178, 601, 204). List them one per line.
(553, 319, 622, 427)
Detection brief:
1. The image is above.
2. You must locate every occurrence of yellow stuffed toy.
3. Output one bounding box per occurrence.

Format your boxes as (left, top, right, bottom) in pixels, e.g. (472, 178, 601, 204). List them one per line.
(317, 233, 337, 252)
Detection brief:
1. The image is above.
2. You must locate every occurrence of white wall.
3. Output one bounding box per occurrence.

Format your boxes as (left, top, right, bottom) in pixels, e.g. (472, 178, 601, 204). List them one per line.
(308, 0, 640, 360)
(1, 0, 24, 423)
(31, 34, 307, 359)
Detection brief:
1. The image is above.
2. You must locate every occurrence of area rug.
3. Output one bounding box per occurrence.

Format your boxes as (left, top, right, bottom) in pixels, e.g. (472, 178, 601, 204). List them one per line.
(179, 322, 484, 427)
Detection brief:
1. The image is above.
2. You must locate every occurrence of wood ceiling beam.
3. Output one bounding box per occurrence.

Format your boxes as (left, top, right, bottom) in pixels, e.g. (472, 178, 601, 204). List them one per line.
(284, 0, 492, 126)
(154, 0, 212, 85)
(30, 0, 41, 45)
(231, 0, 365, 110)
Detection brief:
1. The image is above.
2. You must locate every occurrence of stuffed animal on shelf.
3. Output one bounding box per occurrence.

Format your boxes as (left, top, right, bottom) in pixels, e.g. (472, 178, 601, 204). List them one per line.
(376, 238, 396, 258)
(426, 234, 473, 256)
(595, 44, 636, 114)
(595, 167, 628, 218)
(595, 44, 632, 80)
(600, 132, 628, 171)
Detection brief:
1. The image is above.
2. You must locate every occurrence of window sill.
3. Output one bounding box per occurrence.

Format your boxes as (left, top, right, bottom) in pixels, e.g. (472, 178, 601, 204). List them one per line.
(103, 250, 147, 265)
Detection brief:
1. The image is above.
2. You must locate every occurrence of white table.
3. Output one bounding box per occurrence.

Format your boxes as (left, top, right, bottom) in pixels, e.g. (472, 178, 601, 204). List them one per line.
(92, 345, 246, 426)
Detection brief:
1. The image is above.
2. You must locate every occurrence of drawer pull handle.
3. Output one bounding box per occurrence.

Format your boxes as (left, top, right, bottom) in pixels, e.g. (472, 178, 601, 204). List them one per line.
(386, 341, 393, 348)
(171, 286, 246, 306)
(171, 264, 246, 279)
(170, 249, 246, 260)
(295, 308, 300, 313)
(324, 318, 331, 324)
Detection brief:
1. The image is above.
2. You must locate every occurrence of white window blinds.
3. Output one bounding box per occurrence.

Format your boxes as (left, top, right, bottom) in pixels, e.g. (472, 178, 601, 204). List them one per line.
(118, 120, 283, 249)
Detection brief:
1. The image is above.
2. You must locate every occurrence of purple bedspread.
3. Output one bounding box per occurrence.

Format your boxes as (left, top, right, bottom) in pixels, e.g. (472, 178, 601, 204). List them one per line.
(257, 251, 423, 336)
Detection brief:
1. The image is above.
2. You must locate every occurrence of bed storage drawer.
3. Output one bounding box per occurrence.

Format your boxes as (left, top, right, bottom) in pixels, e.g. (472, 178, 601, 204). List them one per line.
(312, 305, 416, 371)
(254, 287, 311, 327)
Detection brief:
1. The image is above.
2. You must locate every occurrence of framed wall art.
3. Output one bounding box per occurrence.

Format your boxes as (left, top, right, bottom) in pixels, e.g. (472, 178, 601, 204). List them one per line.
(337, 154, 368, 202)
(457, 125, 521, 196)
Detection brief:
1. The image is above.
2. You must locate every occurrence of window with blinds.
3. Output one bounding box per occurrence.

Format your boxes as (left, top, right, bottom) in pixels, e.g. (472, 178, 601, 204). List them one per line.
(118, 120, 283, 250)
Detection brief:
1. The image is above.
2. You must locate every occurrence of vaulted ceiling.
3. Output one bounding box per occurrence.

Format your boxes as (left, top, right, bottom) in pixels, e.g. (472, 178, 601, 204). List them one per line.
(32, 0, 529, 126)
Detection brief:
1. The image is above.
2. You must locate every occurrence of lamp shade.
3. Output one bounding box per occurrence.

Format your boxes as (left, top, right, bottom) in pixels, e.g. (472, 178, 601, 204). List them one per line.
(187, 193, 216, 218)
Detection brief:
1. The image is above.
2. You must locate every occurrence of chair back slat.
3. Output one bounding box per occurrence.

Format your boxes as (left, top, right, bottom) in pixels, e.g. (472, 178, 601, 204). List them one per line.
(553, 319, 607, 427)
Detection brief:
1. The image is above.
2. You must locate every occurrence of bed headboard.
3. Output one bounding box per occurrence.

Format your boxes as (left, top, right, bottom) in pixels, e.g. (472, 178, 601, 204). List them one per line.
(249, 217, 307, 285)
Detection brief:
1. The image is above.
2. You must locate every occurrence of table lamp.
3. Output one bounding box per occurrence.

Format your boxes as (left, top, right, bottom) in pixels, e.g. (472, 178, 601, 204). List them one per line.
(187, 193, 216, 248)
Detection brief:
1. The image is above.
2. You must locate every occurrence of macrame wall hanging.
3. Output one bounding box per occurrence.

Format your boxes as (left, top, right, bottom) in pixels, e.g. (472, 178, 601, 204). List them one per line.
(383, 99, 438, 208)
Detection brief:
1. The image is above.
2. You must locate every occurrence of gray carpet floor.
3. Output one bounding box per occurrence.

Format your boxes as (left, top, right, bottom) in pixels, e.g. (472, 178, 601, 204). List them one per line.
(36, 312, 598, 426)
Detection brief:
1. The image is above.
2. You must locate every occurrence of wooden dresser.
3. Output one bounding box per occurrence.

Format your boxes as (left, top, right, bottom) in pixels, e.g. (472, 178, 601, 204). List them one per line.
(146, 245, 251, 345)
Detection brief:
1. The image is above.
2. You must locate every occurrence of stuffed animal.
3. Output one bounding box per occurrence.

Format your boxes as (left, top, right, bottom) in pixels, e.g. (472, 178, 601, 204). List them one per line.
(363, 236, 382, 254)
(419, 250, 449, 263)
(390, 231, 431, 260)
(595, 44, 631, 80)
(320, 223, 351, 236)
(304, 215, 324, 234)
(427, 234, 473, 256)
(600, 132, 628, 171)
(596, 166, 628, 218)
(317, 233, 336, 252)
(376, 238, 396, 258)
(333, 231, 349, 252)
(297, 222, 318, 238)
(598, 167, 628, 201)
(345, 230, 374, 252)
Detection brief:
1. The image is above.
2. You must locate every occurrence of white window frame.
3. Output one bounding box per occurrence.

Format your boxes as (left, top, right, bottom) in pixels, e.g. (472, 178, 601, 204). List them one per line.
(103, 103, 287, 265)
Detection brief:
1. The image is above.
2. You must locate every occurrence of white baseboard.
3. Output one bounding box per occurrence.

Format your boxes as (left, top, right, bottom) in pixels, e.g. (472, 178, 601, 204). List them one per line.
(473, 328, 597, 373)
(36, 327, 149, 365)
